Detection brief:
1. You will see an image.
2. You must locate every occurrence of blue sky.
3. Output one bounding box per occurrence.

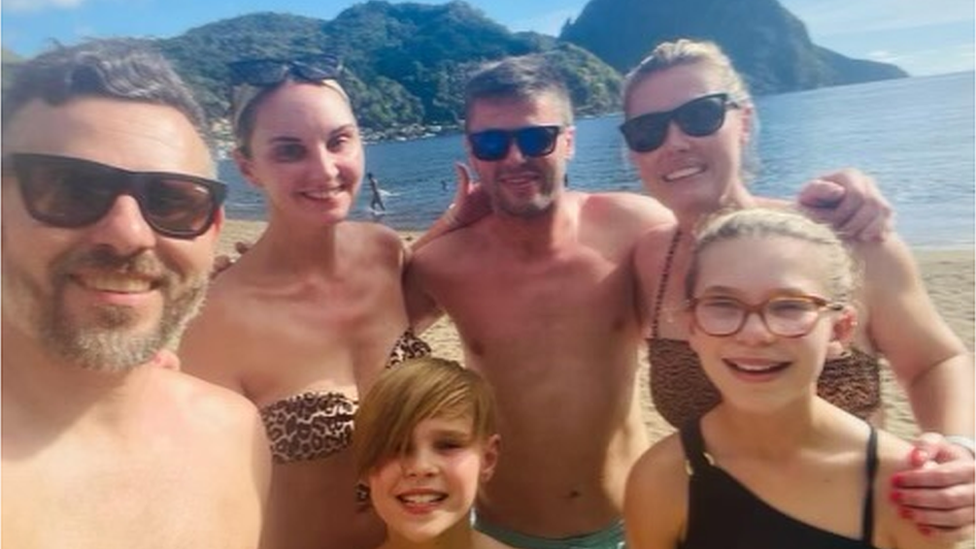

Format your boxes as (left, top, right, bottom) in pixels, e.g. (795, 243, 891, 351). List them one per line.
(3, 0, 973, 76)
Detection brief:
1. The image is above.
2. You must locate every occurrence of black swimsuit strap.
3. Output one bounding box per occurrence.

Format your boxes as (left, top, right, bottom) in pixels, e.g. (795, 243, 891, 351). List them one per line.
(679, 420, 713, 474)
(861, 426, 879, 543)
(651, 230, 682, 338)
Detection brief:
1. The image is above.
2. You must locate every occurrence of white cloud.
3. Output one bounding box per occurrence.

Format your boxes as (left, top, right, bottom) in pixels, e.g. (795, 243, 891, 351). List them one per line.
(865, 49, 900, 64)
(3, 0, 87, 11)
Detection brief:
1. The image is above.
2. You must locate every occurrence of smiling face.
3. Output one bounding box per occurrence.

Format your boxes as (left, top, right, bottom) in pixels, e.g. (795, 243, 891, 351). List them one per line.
(466, 93, 575, 219)
(1, 97, 219, 371)
(687, 235, 853, 413)
(367, 414, 499, 543)
(235, 80, 364, 225)
(625, 63, 752, 219)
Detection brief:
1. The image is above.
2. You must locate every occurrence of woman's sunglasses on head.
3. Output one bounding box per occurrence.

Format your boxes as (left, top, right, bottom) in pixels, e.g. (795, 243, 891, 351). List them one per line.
(620, 93, 739, 153)
(228, 55, 342, 87)
(4, 153, 227, 239)
(467, 125, 563, 162)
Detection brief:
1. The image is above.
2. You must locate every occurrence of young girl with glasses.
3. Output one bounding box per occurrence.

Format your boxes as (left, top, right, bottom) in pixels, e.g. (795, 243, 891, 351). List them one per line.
(354, 357, 512, 549)
(178, 58, 433, 549)
(624, 39, 974, 536)
(624, 208, 958, 549)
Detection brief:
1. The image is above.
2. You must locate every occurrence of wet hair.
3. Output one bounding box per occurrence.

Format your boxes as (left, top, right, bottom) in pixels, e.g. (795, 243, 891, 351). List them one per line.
(2, 38, 208, 141)
(622, 38, 759, 180)
(353, 357, 497, 478)
(685, 208, 859, 303)
(231, 78, 350, 157)
(464, 55, 574, 129)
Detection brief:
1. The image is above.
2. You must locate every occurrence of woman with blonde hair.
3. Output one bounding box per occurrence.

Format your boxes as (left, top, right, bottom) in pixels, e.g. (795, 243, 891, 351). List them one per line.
(623, 39, 973, 537)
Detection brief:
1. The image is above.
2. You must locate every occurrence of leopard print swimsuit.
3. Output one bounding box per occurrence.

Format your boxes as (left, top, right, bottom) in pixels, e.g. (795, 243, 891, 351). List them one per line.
(259, 329, 431, 463)
(647, 230, 882, 428)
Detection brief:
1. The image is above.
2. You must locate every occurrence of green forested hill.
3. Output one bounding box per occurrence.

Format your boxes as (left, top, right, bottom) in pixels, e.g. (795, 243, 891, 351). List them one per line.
(155, 1, 621, 136)
(4, 0, 906, 135)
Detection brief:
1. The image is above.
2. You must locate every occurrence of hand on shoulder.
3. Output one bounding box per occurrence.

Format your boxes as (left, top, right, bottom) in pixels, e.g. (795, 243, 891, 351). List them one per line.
(888, 432, 975, 544)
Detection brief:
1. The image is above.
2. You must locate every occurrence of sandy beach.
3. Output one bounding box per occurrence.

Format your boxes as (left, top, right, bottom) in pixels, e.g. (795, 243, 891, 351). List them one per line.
(218, 218, 974, 443)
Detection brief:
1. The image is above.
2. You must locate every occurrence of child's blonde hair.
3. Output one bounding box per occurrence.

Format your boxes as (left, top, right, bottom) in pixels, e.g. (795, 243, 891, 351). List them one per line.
(685, 207, 859, 303)
(353, 357, 497, 478)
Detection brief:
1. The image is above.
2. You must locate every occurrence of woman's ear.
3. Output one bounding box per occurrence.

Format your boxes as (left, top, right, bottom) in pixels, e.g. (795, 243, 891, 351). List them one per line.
(233, 148, 263, 189)
(480, 434, 501, 483)
(826, 306, 857, 360)
(738, 103, 754, 147)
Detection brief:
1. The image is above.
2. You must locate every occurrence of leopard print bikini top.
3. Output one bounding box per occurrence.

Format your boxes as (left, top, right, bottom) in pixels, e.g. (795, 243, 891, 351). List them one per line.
(646, 231, 882, 428)
(259, 329, 431, 463)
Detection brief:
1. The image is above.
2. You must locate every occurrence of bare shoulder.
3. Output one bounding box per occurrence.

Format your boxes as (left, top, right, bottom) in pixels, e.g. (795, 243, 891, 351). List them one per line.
(635, 224, 680, 270)
(177, 277, 253, 389)
(339, 221, 408, 263)
(409, 221, 489, 270)
(872, 430, 955, 549)
(626, 434, 688, 548)
(156, 368, 262, 433)
(629, 433, 687, 492)
(581, 191, 675, 234)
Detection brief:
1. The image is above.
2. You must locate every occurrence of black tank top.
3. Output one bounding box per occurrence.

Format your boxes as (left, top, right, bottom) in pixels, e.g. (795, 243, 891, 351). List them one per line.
(678, 421, 880, 549)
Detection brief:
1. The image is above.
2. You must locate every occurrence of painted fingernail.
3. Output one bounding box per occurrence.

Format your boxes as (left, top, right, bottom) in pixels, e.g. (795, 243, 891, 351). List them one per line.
(899, 507, 913, 519)
(918, 526, 932, 536)
(891, 474, 905, 488)
(889, 490, 902, 503)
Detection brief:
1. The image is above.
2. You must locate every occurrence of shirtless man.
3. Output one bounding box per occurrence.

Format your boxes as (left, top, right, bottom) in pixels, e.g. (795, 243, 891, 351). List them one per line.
(2, 39, 270, 549)
(406, 56, 673, 547)
(406, 56, 974, 547)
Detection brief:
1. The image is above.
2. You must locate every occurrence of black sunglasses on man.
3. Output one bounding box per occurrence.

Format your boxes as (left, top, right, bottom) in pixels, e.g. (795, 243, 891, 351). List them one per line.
(4, 153, 227, 239)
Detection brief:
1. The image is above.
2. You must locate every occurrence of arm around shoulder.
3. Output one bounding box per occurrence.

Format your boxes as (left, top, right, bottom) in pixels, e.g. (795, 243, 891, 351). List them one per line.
(403, 246, 445, 335)
(874, 431, 964, 549)
(855, 235, 973, 434)
(625, 435, 688, 549)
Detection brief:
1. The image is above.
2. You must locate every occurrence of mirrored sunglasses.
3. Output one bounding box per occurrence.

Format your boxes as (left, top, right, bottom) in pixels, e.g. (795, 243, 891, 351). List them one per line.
(228, 55, 342, 87)
(5, 153, 227, 239)
(620, 93, 738, 153)
(467, 125, 563, 162)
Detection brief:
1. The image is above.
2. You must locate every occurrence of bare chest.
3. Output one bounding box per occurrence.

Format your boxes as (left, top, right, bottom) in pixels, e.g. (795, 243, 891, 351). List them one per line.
(220, 281, 409, 404)
(3, 442, 255, 549)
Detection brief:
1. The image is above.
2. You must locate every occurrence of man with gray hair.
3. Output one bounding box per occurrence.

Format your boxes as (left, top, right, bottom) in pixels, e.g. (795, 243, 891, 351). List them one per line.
(2, 39, 270, 548)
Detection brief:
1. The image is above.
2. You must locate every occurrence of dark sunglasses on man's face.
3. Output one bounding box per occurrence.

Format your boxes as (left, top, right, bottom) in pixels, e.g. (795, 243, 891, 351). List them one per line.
(467, 125, 562, 162)
(619, 93, 739, 153)
(228, 55, 342, 87)
(4, 153, 227, 239)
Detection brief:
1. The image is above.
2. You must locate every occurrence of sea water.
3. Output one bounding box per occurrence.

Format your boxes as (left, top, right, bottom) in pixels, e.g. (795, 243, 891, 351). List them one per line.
(220, 71, 975, 248)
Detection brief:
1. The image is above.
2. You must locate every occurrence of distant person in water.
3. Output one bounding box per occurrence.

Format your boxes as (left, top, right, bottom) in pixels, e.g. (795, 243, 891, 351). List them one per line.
(368, 172, 387, 211)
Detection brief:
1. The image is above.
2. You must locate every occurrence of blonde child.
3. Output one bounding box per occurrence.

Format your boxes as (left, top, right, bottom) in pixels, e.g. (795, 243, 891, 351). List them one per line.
(354, 357, 513, 549)
(625, 208, 961, 549)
